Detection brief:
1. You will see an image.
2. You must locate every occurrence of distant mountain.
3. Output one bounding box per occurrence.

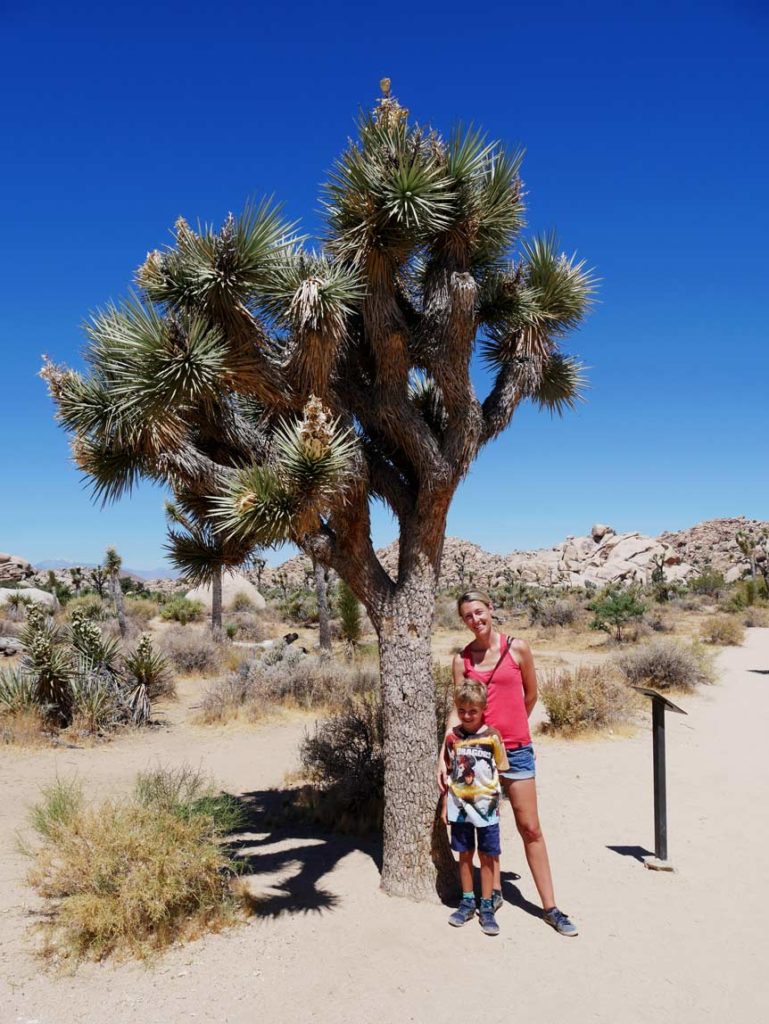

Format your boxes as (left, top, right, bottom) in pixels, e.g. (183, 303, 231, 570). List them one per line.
(34, 560, 177, 581)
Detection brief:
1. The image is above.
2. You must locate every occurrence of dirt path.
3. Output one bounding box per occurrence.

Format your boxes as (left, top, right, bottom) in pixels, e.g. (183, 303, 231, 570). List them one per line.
(1, 631, 768, 1024)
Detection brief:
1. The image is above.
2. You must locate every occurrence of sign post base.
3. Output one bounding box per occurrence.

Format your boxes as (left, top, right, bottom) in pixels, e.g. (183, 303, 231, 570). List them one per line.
(643, 855, 675, 872)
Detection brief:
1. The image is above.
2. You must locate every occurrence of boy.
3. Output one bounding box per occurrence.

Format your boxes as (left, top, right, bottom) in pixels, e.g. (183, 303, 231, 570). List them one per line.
(443, 680, 510, 936)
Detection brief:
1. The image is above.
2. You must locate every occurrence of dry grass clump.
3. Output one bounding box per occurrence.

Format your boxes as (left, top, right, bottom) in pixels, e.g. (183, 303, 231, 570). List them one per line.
(64, 595, 109, 621)
(223, 608, 266, 642)
(0, 615, 22, 637)
(615, 638, 714, 691)
(198, 649, 378, 725)
(1, 706, 50, 745)
(296, 695, 384, 832)
(539, 663, 634, 735)
(530, 597, 580, 629)
(124, 596, 160, 628)
(700, 615, 746, 647)
(25, 769, 248, 963)
(159, 627, 220, 675)
(742, 606, 769, 628)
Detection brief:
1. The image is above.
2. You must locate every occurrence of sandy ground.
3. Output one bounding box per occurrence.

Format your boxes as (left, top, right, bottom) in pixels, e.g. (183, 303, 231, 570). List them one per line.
(1, 630, 768, 1024)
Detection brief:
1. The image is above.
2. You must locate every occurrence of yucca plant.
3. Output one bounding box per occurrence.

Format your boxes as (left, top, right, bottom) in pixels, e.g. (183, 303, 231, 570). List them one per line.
(123, 633, 172, 724)
(43, 83, 594, 899)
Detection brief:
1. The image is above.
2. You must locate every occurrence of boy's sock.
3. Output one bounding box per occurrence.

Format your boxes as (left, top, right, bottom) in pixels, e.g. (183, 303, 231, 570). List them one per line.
(462, 892, 475, 903)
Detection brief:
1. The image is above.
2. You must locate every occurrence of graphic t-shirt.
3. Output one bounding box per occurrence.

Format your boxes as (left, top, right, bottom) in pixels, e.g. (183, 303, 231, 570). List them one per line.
(445, 725, 510, 827)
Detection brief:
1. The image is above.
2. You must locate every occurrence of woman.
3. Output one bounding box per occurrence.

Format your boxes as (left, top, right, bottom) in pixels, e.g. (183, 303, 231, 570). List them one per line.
(438, 590, 578, 937)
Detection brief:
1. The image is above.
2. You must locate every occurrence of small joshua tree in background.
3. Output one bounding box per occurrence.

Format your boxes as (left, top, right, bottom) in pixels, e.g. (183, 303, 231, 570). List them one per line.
(589, 585, 646, 642)
(104, 548, 127, 638)
(337, 580, 362, 657)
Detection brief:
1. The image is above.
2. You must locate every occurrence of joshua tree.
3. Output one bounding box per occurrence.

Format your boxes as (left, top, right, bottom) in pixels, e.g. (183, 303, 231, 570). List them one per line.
(89, 566, 108, 599)
(42, 84, 593, 899)
(70, 566, 84, 597)
(104, 547, 127, 638)
(164, 495, 255, 637)
(312, 556, 332, 653)
(251, 556, 267, 592)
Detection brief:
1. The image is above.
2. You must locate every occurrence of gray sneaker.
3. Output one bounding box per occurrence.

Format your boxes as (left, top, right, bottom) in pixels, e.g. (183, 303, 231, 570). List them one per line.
(479, 907, 500, 936)
(543, 906, 579, 936)
(448, 898, 477, 927)
(492, 890, 503, 912)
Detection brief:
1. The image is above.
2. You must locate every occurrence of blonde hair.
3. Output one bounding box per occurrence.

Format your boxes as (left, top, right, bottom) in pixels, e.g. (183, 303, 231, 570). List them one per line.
(457, 590, 492, 614)
(454, 679, 488, 708)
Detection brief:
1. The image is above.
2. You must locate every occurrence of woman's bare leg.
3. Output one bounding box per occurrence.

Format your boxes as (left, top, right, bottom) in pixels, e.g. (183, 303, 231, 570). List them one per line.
(502, 777, 555, 909)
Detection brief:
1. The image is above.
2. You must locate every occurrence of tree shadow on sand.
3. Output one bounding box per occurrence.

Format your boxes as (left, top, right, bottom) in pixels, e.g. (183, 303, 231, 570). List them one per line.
(226, 788, 381, 919)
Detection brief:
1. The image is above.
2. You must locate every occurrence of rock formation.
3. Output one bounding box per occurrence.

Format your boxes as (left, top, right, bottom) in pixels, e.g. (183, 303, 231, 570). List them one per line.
(186, 572, 266, 611)
(0, 553, 34, 584)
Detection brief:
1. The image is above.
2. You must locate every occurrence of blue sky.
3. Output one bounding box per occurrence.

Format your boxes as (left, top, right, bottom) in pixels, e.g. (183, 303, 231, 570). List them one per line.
(2, 1, 767, 570)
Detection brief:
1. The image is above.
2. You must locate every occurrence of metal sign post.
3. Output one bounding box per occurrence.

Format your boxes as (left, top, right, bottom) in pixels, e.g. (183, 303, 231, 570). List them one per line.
(632, 687, 687, 871)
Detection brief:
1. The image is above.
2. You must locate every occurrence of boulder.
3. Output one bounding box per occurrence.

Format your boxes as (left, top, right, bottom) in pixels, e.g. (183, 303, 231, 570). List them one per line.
(591, 523, 615, 543)
(0, 553, 34, 583)
(0, 636, 22, 656)
(0, 587, 58, 611)
(186, 572, 266, 612)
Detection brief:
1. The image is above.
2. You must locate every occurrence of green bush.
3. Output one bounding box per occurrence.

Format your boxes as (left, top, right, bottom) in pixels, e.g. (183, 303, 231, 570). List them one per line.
(615, 638, 714, 691)
(65, 594, 108, 621)
(337, 581, 362, 648)
(124, 596, 160, 627)
(159, 593, 204, 622)
(539, 664, 634, 734)
(230, 591, 255, 612)
(688, 566, 726, 598)
(589, 585, 646, 642)
(160, 596, 205, 625)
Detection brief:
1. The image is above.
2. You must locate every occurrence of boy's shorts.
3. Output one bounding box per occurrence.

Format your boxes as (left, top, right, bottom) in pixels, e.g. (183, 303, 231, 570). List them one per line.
(499, 743, 536, 781)
(450, 821, 501, 857)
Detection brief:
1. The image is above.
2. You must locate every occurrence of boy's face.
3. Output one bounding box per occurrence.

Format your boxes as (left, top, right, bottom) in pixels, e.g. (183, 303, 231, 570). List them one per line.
(456, 702, 484, 732)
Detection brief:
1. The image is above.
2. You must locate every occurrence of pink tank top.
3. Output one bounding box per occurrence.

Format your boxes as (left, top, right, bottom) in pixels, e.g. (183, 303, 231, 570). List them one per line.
(462, 635, 531, 749)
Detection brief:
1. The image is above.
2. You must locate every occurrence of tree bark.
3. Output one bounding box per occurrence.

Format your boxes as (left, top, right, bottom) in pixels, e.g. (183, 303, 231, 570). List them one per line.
(211, 566, 223, 639)
(376, 573, 458, 902)
(313, 558, 332, 654)
(112, 575, 127, 639)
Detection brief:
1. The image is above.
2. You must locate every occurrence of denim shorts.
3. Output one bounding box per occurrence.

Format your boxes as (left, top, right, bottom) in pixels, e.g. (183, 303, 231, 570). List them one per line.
(499, 744, 536, 781)
(450, 821, 501, 857)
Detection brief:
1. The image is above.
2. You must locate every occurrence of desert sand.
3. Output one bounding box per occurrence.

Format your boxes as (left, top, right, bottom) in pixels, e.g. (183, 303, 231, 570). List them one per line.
(1, 630, 768, 1024)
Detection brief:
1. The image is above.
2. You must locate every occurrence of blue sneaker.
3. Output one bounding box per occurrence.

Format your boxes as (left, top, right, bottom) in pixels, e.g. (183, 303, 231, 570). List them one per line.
(448, 898, 477, 927)
(479, 907, 500, 936)
(543, 906, 578, 936)
(492, 890, 503, 912)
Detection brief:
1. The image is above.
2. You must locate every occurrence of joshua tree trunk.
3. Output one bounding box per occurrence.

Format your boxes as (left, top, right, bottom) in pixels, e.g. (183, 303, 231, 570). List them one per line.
(313, 558, 332, 653)
(112, 576, 127, 639)
(211, 565, 223, 639)
(375, 565, 458, 902)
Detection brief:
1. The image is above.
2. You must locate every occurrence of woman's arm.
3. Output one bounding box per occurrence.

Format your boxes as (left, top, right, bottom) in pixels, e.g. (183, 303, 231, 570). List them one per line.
(512, 637, 538, 717)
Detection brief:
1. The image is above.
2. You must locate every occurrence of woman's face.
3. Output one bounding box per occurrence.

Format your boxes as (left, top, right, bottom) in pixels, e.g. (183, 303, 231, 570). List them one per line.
(459, 600, 493, 638)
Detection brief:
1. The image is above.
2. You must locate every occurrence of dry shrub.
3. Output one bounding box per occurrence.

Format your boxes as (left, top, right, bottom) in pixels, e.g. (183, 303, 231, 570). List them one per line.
(530, 597, 579, 629)
(65, 595, 108, 621)
(26, 772, 247, 962)
(616, 638, 714, 691)
(743, 606, 769, 628)
(198, 652, 378, 724)
(223, 608, 266, 642)
(159, 627, 220, 675)
(124, 597, 159, 628)
(539, 663, 634, 735)
(700, 615, 746, 646)
(1, 707, 49, 745)
(230, 591, 255, 612)
(433, 596, 459, 630)
(297, 695, 384, 832)
(0, 616, 21, 637)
